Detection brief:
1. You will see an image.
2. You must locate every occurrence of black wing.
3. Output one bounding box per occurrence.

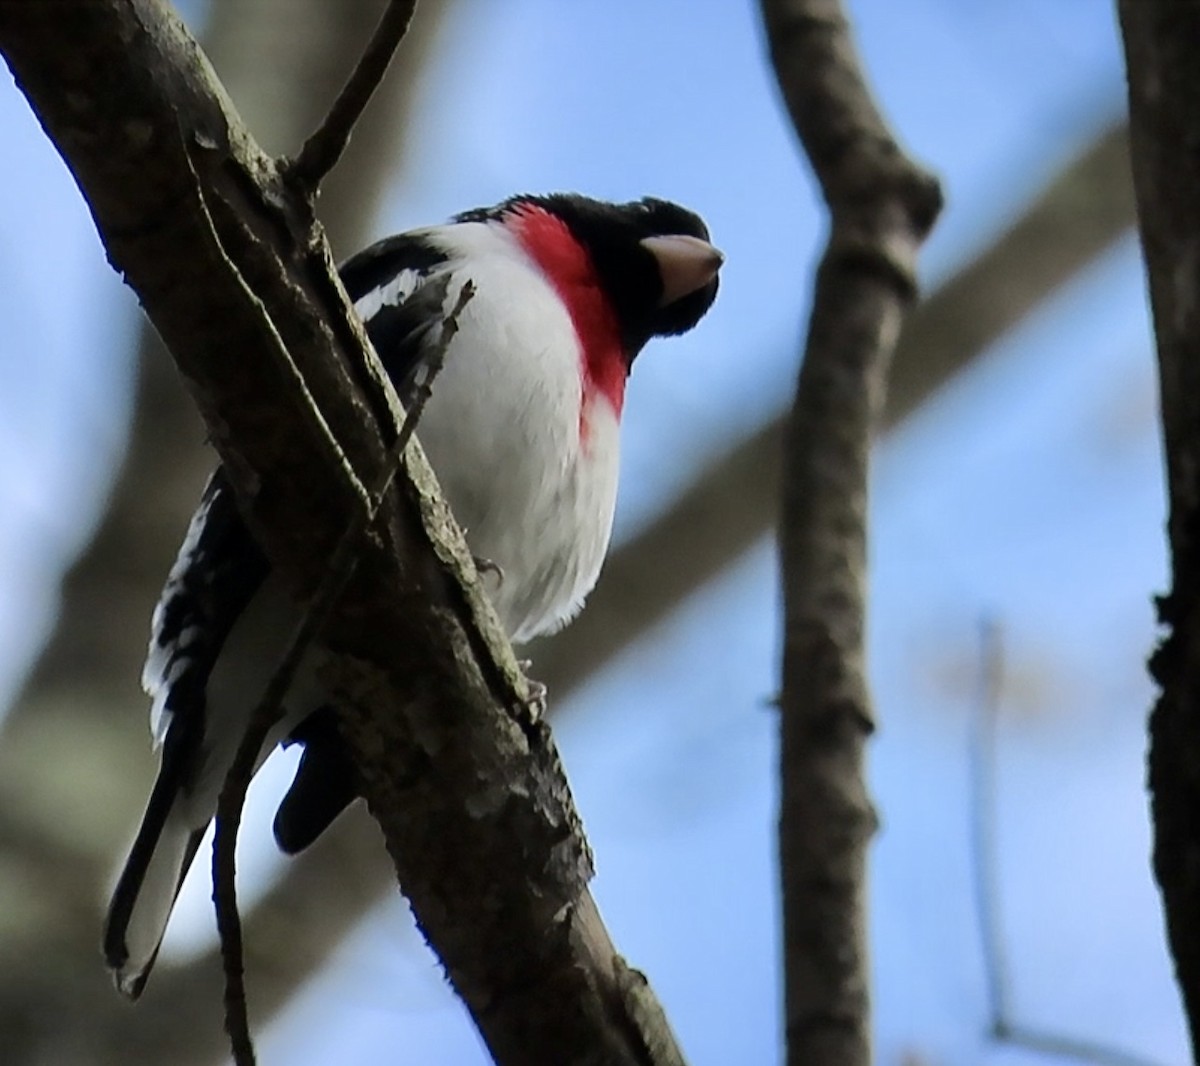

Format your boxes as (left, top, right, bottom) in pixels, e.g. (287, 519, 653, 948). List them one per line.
(339, 231, 452, 401)
(144, 230, 453, 746)
(110, 227, 462, 985)
(143, 467, 270, 760)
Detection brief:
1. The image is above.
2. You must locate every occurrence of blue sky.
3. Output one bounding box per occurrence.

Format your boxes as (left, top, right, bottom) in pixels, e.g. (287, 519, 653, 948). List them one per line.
(0, 0, 1179, 1063)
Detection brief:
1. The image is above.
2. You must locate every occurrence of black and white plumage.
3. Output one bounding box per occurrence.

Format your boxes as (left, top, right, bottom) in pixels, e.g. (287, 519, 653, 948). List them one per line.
(103, 193, 722, 998)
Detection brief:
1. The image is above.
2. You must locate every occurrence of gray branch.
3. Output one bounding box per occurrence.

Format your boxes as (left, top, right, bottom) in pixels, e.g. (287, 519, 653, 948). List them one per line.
(760, 1, 942, 1063)
(0, 0, 450, 1061)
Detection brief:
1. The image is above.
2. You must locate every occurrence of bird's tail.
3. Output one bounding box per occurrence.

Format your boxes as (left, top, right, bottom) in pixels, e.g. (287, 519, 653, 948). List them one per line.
(103, 768, 206, 1000)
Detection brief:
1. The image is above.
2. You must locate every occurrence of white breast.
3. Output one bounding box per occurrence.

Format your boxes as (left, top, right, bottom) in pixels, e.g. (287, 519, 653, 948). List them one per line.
(411, 223, 621, 643)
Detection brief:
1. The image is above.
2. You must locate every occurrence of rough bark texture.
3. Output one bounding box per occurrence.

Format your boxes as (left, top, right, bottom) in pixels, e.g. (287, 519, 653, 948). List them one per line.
(0, 0, 449, 1060)
(1118, 3, 1200, 1057)
(760, 2, 942, 1064)
(0, 2, 682, 1063)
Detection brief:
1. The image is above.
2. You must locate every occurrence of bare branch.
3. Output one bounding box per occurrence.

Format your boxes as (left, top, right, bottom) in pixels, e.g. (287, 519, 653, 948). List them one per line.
(285, 0, 418, 197)
(1118, 3, 1200, 1057)
(967, 621, 1166, 1066)
(989, 1026, 1164, 1066)
(967, 619, 1011, 1029)
(0, 2, 457, 1062)
(0, 2, 682, 1061)
(760, 1, 942, 1063)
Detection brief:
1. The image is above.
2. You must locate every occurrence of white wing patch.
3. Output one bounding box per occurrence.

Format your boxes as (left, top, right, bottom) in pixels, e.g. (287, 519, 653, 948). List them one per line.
(353, 267, 427, 322)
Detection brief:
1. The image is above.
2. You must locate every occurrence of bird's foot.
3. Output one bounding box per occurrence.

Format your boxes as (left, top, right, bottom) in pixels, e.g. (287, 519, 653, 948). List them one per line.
(474, 556, 504, 586)
(517, 660, 548, 722)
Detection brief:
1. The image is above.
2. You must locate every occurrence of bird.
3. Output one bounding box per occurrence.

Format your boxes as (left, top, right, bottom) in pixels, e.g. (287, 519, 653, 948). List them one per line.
(102, 193, 722, 999)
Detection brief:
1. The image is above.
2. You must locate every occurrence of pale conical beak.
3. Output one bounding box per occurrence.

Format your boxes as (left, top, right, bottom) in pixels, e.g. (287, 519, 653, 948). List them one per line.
(640, 233, 724, 307)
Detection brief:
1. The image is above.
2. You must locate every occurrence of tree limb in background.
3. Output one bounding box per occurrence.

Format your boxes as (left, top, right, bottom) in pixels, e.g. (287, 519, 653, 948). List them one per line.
(1119, 3, 1200, 1057)
(760, 1, 943, 1063)
(0, 2, 684, 1063)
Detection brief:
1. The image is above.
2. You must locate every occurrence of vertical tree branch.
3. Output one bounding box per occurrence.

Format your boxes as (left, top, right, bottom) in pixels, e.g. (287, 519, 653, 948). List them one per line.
(1118, 2, 1200, 1057)
(759, 2, 942, 1064)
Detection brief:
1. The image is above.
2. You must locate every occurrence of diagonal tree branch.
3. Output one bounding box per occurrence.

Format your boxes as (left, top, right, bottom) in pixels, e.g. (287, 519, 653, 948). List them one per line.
(0, 2, 682, 1063)
(210, 9, 432, 1053)
(0, 1, 454, 1062)
(760, 2, 942, 1064)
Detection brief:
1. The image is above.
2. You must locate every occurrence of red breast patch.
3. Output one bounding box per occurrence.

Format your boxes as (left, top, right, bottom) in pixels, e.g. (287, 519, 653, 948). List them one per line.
(507, 205, 627, 432)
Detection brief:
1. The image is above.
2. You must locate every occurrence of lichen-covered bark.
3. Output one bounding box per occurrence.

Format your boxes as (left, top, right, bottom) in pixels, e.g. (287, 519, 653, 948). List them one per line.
(0, 2, 681, 1061)
(1118, 3, 1200, 1057)
(760, 1, 942, 1063)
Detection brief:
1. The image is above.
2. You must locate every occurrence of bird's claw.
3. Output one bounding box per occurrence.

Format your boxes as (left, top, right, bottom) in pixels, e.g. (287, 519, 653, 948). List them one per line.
(526, 679, 547, 706)
(474, 556, 504, 586)
(517, 661, 547, 722)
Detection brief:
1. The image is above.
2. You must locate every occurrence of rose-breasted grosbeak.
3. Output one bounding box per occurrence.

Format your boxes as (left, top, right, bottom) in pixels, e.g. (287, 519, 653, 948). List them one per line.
(103, 193, 722, 998)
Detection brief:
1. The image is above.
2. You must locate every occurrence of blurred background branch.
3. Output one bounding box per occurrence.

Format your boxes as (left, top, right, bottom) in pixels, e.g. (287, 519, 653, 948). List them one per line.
(968, 620, 1164, 1066)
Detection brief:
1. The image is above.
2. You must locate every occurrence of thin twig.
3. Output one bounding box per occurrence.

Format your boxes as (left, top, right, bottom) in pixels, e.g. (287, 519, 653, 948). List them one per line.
(968, 619, 1166, 1066)
(995, 1024, 1166, 1066)
(968, 617, 1011, 1026)
(285, 0, 418, 196)
(213, 280, 475, 1065)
